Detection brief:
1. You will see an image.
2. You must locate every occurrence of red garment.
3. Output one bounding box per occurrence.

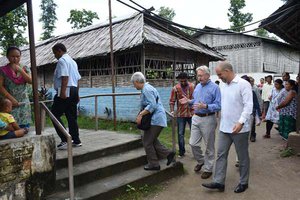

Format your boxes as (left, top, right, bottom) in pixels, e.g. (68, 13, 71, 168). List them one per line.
(0, 64, 26, 85)
(169, 82, 194, 117)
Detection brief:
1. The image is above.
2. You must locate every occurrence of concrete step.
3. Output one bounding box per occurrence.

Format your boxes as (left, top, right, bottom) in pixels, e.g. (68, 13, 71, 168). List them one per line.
(56, 137, 143, 169)
(46, 161, 184, 200)
(55, 148, 147, 191)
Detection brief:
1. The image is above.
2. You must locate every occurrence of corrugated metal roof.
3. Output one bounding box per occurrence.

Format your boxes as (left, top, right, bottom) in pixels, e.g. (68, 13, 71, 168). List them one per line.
(0, 13, 223, 67)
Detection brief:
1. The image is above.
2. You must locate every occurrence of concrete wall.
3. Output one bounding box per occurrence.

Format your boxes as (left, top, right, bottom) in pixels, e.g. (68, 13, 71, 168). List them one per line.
(0, 133, 56, 200)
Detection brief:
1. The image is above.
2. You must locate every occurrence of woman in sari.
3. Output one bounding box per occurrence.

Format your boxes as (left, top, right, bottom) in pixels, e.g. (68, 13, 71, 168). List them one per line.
(276, 80, 297, 140)
(264, 79, 284, 138)
(0, 46, 32, 128)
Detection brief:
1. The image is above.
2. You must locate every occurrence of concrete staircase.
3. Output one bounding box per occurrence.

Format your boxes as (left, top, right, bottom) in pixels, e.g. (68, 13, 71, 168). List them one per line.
(45, 130, 184, 200)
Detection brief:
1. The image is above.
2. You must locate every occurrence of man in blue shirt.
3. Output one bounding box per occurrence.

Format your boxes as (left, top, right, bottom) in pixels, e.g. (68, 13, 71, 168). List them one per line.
(180, 65, 221, 179)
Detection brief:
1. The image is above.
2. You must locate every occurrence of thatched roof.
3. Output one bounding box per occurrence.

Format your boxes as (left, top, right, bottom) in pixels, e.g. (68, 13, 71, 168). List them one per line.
(260, 0, 300, 49)
(0, 13, 223, 67)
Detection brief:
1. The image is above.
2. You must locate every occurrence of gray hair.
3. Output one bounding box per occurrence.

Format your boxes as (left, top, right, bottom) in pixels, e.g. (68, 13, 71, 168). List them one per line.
(131, 72, 146, 83)
(216, 61, 233, 71)
(196, 65, 210, 75)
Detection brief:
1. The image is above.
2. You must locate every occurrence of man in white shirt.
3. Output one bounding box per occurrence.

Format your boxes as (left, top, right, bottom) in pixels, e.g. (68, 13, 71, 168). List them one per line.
(51, 43, 82, 150)
(261, 75, 273, 119)
(202, 61, 253, 193)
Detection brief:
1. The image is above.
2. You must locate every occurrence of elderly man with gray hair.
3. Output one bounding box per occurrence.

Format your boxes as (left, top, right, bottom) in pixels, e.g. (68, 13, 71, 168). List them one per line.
(131, 72, 175, 171)
(180, 65, 221, 179)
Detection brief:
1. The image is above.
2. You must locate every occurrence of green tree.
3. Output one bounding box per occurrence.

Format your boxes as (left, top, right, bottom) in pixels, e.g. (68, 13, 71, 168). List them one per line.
(256, 28, 269, 37)
(227, 0, 253, 32)
(67, 9, 99, 29)
(157, 6, 176, 21)
(181, 28, 196, 36)
(256, 28, 278, 40)
(0, 5, 28, 53)
(39, 0, 57, 40)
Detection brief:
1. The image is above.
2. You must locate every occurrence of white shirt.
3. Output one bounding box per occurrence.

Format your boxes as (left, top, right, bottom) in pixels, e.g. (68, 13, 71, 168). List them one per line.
(219, 76, 253, 133)
(261, 83, 273, 102)
(53, 54, 81, 90)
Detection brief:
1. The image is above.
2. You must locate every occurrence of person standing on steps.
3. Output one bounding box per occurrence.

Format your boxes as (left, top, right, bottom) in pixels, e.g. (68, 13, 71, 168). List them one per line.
(169, 72, 194, 158)
(51, 43, 82, 150)
(132, 72, 175, 171)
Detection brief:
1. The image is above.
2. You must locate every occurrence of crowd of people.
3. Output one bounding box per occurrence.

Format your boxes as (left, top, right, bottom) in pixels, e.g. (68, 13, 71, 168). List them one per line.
(133, 61, 299, 193)
(0, 43, 299, 193)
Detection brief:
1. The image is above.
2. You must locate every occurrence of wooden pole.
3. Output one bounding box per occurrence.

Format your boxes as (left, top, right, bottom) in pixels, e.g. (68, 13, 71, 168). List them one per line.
(108, 0, 117, 130)
(26, 0, 41, 135)
(296, 59, 300, 134)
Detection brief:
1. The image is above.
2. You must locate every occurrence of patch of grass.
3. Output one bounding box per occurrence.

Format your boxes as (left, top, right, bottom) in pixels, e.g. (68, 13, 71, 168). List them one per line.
(280, 147, 296, 157)
(115, 184, 162, 200)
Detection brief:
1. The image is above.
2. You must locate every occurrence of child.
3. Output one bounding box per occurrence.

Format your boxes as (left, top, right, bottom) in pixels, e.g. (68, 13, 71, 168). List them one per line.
(0, 118, 7, 130)
(0, 98, 28, 140)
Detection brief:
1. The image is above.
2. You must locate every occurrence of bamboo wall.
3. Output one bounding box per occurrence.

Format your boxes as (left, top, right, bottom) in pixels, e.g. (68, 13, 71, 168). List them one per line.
(197, 34, 300, 75)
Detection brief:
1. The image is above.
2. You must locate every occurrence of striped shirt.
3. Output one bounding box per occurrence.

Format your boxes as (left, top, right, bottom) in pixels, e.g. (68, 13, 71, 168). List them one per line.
(169, 82, 194, 117)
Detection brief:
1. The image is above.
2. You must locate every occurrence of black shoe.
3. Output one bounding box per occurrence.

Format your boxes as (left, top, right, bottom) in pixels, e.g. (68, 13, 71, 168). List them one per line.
(234, 183, 248, 193)
(202, 182, 225, 192)
(166, 152, 175, 166)
(250, 137, 256, 142)
(144, 165, 160, 171)
(194, 163, 204, 172)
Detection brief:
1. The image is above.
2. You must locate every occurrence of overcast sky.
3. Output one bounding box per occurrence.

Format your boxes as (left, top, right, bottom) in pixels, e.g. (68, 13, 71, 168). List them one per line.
(30, 0, 284, 41)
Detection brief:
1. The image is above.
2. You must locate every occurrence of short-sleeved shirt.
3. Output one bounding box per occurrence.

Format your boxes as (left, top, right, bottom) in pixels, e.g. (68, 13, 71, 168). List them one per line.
(0, 112, 15, 136)
(261, 83, 273, 102)
(53, 54, 81, 90)
(0, 119, 7, 130)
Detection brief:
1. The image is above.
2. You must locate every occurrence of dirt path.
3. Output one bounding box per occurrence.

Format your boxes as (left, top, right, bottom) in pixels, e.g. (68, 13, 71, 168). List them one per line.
(145, 123, 300, 200)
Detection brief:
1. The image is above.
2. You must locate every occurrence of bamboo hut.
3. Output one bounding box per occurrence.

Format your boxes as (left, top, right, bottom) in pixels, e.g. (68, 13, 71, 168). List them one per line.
(0, 13, 223, 88)
(194, 26, 300, 81)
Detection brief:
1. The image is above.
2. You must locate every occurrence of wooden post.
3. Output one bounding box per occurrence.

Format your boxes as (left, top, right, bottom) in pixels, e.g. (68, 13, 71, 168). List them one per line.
(27, 0, 41, 135)
(108, 0, 117, 130)
(141, 45, 145, 75)
(172, 49, 176, 86)
(296, 60, 300, 134)
(95, 96, 98, 131)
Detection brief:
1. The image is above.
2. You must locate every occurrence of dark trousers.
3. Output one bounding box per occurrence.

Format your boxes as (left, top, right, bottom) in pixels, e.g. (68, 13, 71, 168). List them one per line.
(51, 87, 80, 143)
(250, 117, 256, 139)
(142, 125, 171, 166)
(266, 120, 274, 135)
(177, 117, 192, 156)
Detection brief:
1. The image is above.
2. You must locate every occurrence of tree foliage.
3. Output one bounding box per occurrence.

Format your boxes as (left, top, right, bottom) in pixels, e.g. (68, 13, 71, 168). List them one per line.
(0, 5, 28, 53)
(256, 28, 269, 37)
(181, 28, 196, 36)
(256, 28, 278, 40)
(67, 9, 99, 29)
(227, 0, 253, 32)
(157, 6, 176, 21)
(39, 0, 57, 40)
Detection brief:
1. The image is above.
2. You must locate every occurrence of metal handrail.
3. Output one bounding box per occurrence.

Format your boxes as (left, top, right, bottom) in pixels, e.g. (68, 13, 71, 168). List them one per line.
(40, 102, 74, 200)
(165, 110, 176, 156)
(29, 92, 176, 200)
